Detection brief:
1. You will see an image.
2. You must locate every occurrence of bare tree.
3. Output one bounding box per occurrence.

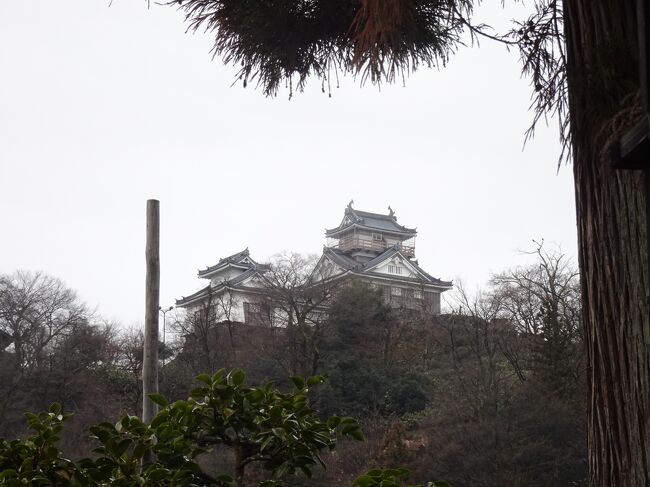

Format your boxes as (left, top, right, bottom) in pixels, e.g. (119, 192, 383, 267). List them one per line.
(172, 290, 224, 374)
(262, 252, 340, 376)
(173, 284, 255, 378)
(493, 243, 581, 336)
(430, 268, 585, 486)
(441, 281, 511, 421)
(491, 243, 583, 387)
(0, 271, 89, 372)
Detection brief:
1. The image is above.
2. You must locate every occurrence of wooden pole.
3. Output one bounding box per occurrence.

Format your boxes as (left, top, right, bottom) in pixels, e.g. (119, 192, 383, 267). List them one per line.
(143, 199, 160, 425)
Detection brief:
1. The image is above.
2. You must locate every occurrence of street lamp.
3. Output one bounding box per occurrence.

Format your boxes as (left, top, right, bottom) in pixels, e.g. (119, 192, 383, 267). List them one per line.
(159, 305, 174, 372)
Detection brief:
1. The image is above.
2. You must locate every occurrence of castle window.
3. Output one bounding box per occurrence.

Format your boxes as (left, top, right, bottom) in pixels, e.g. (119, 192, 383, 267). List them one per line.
(414, 290, 423, 300)
(372, 233, 383, 241)
(391, 287, 402, 297)
(244, 302, 270, 326)
(388, 265, 402, 275)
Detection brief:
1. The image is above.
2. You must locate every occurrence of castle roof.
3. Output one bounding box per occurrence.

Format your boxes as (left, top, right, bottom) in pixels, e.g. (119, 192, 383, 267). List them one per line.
(321, 246, 452, 288)
(197, 248, 268, 278)
(325, 203, 417, 238)
(177, 267, 267, 307)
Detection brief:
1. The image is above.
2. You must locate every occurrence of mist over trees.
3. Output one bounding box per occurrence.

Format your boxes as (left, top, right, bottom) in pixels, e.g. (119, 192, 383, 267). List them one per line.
(0, 245, 585, 485)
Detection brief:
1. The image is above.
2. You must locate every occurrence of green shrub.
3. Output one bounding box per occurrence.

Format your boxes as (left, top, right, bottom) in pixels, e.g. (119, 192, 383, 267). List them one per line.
(0, 369, 444, 487)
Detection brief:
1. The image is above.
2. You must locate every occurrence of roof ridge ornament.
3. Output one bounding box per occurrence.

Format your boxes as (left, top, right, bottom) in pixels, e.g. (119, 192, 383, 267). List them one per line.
(345, 199, 363, 223)
(388, 205, 395, 219)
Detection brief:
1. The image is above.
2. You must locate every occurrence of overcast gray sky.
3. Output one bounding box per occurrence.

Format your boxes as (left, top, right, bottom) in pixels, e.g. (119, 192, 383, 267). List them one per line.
(0, 1, 577, 326)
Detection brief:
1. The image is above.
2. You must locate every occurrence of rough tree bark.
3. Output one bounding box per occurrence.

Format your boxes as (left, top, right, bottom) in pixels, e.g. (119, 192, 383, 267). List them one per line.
(564, 1, 650, 484)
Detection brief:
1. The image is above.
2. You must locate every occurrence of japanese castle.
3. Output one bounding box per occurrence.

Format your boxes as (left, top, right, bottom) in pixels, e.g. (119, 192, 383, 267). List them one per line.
(176, 203, 452, 324)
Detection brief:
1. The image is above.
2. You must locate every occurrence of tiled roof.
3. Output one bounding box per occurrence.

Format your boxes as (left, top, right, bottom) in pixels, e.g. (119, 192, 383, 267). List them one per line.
(177, 267, 265, 306)
(220, 248, 251, 263)
(322, 246, 452, 288)
(226, 267, 259, 287)
(361, 270, 452, 288)
(363, 247, 451, 285)
(197, 248, 255, 277)
(361, 246, 401, 269)
(176, 285, 211, 306)
(325, 205, 416, 237)
(323, 247, 359, 270)
(179, 248, 272, 306)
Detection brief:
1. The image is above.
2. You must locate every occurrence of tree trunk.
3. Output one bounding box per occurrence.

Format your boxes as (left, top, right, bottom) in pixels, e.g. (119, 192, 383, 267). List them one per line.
(234, 445, 245, 487)
(564, 1, 650, 484)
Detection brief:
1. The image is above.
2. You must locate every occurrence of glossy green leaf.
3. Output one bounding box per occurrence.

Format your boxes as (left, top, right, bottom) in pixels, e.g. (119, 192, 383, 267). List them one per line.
(148, 393, 168, 407)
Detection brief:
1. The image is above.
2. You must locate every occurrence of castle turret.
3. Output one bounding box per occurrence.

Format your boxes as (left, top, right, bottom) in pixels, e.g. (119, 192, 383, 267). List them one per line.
(325, 202, 416, 263)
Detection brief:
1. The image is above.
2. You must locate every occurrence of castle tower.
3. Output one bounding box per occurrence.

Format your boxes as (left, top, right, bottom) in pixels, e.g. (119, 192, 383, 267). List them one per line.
(325, 201, 417, 263)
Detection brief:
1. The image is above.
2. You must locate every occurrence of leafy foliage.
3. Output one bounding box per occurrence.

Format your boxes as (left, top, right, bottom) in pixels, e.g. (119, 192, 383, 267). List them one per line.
(0, 403, 75, 486)
(316, 282, 431, 418)
(0, 370, 383, 487)
(352, 468, 451, 487)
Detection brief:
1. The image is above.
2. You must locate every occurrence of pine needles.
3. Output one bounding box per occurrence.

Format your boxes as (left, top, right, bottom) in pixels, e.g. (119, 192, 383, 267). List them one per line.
(169, 0, 569, 162)
(170, 0, 467, 96)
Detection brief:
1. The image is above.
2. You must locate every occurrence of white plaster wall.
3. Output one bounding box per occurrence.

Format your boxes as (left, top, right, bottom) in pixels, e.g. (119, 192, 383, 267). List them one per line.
(230, 290, 276, 324)
(220, 290, 245, 322)
(372, 257, 418, 278)
(210, 267, 246, 285)
(244, 276, 266, 288)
